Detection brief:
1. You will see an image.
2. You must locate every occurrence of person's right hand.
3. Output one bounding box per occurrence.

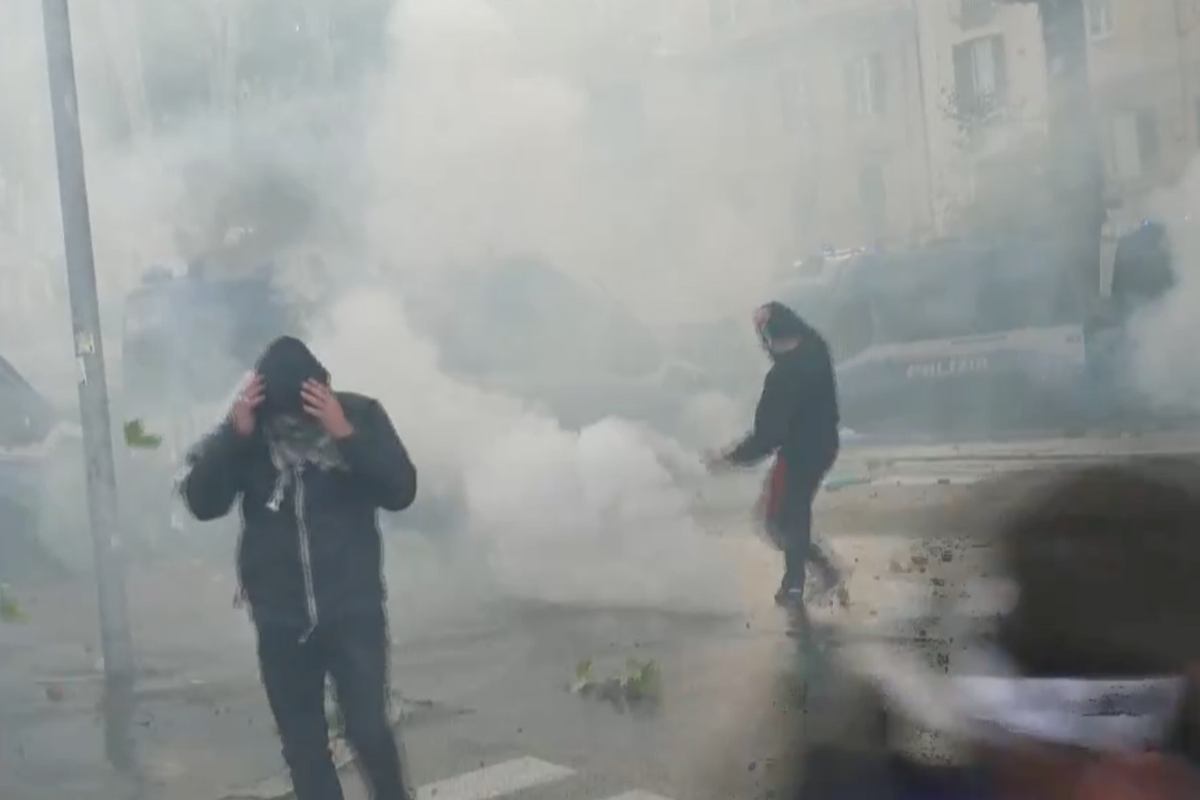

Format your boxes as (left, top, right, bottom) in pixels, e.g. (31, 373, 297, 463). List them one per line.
(230, 373, 265, 437)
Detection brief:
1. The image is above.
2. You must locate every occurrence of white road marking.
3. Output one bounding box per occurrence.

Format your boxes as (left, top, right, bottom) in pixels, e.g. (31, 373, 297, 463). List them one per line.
(598, 791, 677, 800)
(416, 757, 575, 800)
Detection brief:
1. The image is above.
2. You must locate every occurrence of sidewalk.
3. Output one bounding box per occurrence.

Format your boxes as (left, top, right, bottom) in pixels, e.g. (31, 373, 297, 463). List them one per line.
(0, 547, 516, 800)
(0, 552, 298, 800)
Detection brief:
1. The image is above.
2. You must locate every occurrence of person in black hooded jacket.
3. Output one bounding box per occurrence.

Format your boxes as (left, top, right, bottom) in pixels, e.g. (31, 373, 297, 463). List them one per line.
(181, 336, 417, 800)
(708, 302, 844, 608)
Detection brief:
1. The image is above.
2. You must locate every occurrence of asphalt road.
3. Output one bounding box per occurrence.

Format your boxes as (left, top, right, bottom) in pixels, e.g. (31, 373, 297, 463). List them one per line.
(0, 542, 816, 800)
(7, 431, 1195, 800)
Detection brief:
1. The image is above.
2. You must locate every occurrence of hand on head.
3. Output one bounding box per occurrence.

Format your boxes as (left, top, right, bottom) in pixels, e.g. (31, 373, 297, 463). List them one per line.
(231, 373, 265, 437)
(301, 378, 354, 440)
(229, 373, 353, 440)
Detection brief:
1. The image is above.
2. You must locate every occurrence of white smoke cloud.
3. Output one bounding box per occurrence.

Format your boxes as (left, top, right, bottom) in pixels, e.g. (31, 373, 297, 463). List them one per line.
(3, 0, 775, 613)
(312, 289, 747, 614)
(1128, 158, 1200, 412)
(362, 0, 786, 327)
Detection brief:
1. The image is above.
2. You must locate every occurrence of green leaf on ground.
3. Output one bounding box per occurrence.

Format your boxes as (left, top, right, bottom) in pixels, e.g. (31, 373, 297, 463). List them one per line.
(569, 657, 662, 709)
(124, 419, 163, 450)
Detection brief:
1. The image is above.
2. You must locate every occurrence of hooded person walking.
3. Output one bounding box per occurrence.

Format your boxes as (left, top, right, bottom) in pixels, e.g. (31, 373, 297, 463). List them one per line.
(181, 336, 417, 800)
(708, 302, 845, 609)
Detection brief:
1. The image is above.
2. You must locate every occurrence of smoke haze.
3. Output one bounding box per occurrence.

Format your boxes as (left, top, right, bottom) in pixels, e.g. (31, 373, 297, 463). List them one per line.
(1129, 158, 1200, 413)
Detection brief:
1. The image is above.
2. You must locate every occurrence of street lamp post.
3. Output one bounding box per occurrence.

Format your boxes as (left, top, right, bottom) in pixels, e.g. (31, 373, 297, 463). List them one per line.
(40, 0, 136, 710)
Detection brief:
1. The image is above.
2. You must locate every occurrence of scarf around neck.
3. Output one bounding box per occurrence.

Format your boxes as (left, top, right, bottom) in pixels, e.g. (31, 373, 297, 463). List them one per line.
(263, 414, 346, 511)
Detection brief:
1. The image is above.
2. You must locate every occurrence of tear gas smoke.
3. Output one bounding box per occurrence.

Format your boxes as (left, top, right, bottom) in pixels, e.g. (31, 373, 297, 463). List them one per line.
(313, 290, 748, 614)
(2, 0, 779, 615)
(364, 0, 787, 327)
(1127, 158, 1200, 414)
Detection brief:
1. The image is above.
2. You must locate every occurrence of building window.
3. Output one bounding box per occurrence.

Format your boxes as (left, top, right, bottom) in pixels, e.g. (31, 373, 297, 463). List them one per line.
(1085, 0, 1114, 40)
(1136, 111, 1161, 168)
(859, 164, 887, 240)
(1111, 110, 1161, 180)
(845, 52, 886, 117)
(952, 35, 1008, 118)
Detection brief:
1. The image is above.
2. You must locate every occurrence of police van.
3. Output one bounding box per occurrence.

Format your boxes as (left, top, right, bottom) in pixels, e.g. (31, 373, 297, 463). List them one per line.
(780, 230, 1175, 439)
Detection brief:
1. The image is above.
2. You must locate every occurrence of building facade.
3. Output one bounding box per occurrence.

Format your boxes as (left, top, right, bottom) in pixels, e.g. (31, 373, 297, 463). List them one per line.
(526, 0, 1199, 251)
(641, 0, 1050, 252)
(1084, 0, 1200, 221)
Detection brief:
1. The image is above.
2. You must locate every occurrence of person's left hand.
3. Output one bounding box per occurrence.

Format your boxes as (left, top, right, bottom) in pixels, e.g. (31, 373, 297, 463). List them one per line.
(301, 379, 354, 439)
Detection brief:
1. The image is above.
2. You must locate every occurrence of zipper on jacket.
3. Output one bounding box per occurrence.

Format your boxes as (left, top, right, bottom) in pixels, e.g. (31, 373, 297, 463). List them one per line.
(293, 465, 320, 642)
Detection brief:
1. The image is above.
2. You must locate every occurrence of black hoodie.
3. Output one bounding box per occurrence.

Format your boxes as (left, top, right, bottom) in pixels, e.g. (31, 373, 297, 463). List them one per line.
(727, 302, 840, 476)
(181, 337, 417, 629)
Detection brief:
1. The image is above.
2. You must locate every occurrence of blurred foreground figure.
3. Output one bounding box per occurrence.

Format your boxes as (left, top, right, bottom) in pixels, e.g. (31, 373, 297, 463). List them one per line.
(182, 336, 418, 800)
(811, 461, 1200, 799)
(708, 301, 844, 608)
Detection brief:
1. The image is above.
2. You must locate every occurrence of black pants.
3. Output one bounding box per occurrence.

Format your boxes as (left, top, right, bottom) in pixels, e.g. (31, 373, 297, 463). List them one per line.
(256, 610, 409, 800)
(770, 465, 839, 596)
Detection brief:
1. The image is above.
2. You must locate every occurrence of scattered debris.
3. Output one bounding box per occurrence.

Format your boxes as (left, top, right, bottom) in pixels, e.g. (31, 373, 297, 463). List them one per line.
(123, 419, 163, 450)
(570, 658, 663, 712)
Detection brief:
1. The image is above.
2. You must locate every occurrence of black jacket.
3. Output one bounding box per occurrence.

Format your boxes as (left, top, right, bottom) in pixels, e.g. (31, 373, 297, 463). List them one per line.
(182, 393, 417, 628)
(728, 336, 840, 476)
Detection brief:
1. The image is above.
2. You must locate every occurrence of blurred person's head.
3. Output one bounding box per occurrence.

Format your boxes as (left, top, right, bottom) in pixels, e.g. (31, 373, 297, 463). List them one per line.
(985, 461, 1200, 798)
(849, 460, 1200, 799)
(255, 336, 329, 419)
(753, 302, 813, 357)
(996, 461, 1200, 680)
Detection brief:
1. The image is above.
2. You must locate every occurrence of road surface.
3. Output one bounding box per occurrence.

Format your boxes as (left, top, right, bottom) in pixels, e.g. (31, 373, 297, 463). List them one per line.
(3, 432, 1196, 800)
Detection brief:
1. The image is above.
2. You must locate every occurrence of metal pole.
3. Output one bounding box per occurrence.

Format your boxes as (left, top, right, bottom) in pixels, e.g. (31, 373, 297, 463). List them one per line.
(41, 0, 135, 691)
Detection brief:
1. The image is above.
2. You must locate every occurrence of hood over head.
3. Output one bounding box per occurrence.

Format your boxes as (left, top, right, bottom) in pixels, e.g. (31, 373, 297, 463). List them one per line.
(255, 336, 329, 418)
(754, 301, 815, 356)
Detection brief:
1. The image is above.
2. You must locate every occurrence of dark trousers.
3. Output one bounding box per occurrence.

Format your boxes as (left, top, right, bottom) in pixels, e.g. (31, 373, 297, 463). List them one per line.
(256, 610, 409, 800)
(767, 459, 839, 595)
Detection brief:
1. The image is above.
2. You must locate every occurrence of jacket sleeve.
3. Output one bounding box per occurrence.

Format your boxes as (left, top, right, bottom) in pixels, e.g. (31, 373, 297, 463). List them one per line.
(337, 400, 417, 512)
(725, 367, 795, 466)
(180, 422, 252, 521)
